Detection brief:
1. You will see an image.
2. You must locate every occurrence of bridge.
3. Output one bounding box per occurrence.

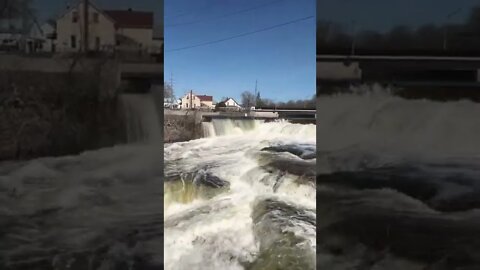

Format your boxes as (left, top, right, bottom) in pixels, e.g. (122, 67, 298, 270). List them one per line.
(317, 54, 480, 87)
(200, 109, 315, 123)
(166, 109, 316, 124)
(253, 108, 316, 123)
(317, 54, 480, 100)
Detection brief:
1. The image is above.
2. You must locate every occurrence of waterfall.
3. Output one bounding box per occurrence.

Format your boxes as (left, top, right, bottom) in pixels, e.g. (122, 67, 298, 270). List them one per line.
(120, 93, 162, 143)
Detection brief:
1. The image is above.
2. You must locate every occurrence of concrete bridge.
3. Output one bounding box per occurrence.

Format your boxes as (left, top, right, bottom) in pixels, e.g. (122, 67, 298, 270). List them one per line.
(253, 108, 316, 123)
(164, 109, 316, 124)
(317, 54, 480, 88)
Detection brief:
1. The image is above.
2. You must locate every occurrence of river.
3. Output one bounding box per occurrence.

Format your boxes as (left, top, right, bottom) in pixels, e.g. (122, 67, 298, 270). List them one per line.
(316, 86, 480, 269)
(164, 119, 316, 269)
(0, 94, 165, 269)
(0, 94, 317, 269)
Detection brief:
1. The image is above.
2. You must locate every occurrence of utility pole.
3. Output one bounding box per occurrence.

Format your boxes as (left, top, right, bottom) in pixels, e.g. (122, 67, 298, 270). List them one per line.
(190, 90, 193, 110)
(350, 20, 357, 56)
(443, 7, 462, 51)
(19, 0, 30, 53)
(254, 79, 257, 108)
(169, 72, 174, 102)
(83, 0, 89, 52)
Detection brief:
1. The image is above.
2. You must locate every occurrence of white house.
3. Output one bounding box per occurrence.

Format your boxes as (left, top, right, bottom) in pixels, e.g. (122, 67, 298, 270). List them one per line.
(55, 1, 154, 53)
(222, 97, 242, 109)
(28, 21, 56, 53)
(164, 98, 180, 109)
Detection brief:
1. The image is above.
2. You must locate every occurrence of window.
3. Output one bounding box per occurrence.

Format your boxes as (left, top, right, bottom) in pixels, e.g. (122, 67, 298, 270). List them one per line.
(95, 37, 100, 50)
(186, 104, 189, 108)
(71, 35, 76, 49)
(93, 12, 99, 23)
(72, 11, 78, 23)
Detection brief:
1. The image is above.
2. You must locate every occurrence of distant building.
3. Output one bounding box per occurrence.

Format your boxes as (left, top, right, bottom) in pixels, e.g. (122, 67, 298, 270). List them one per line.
(55, 1, 154, 53)
(105, 9, 154, 53)
(222, 97, 242, 109)
(164, 98, 179, 109)
(180, 93, 214, 109)
(28, 21, 56, 53)
(197, 95, 214, 109)
(0, 29, 21, 52)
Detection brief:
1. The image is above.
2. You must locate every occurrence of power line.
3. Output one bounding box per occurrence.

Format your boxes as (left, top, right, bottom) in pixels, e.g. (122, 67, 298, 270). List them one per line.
(165, 1, 220, 19)
(166, 0, 287, 28)
(166, 15, 314, 52)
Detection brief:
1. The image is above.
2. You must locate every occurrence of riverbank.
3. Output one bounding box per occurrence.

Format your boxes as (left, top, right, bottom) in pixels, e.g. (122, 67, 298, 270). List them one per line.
(164, 110, 203, 143)
(0, 66, 125, 161)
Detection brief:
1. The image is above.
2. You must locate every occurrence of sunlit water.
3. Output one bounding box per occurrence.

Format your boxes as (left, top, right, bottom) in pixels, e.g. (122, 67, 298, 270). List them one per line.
(316, 86, 480, 269)
(164, 119, 316, 270)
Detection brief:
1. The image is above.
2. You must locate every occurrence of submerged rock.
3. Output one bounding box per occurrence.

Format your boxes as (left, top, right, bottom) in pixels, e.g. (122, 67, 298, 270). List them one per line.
(315, 188, 480, 268)
(246, 198, 316, 270)
(317, 166, 480, 213)
(164, 169, 230, 206)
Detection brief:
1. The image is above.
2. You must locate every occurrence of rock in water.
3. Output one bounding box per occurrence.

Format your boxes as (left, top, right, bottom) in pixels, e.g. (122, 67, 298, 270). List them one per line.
(261, 144, 316, 160)
(246, 198, 316, 270)
(193, 169, 230, 188)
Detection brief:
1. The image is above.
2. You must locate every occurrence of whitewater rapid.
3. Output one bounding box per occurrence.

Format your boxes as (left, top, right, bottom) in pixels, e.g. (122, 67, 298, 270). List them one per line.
(316, 86, 480, 269)
(0, 94, 166, 269)
(164, 119, 316, 269)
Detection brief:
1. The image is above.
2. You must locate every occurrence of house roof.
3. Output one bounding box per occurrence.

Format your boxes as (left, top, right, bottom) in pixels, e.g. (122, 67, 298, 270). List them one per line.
(57, 1, 117, 25)
(197, 95, 213, 102)
(104, 10, 154, 29)
(223, 97, 241, 106)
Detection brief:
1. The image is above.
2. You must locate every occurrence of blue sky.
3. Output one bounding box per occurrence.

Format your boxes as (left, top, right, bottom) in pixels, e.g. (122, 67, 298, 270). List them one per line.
(164, 0, 316, 103)
(318, 0, 480, 33)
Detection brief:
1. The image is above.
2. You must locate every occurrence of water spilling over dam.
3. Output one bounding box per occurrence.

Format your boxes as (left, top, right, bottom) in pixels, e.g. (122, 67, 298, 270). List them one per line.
(165, 119, 316, 269)
(316, 87, 480, 269)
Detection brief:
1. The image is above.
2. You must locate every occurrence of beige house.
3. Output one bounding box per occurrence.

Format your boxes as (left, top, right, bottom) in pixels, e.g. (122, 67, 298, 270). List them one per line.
(56, 1, 154, 53)
(180, 93, 214, 109)
(56, 2, 115, 52)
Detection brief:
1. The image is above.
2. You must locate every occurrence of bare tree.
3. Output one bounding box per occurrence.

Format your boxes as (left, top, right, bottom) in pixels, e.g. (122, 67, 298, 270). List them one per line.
(240, 91, 255, 108)
(164, 81, 174, 102)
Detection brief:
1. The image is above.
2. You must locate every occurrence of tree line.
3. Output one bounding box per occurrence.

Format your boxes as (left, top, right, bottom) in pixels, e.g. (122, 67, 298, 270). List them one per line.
(239, 90, 315, 109)
(317, 7, 480, 53)
(164, 82, 315, 109)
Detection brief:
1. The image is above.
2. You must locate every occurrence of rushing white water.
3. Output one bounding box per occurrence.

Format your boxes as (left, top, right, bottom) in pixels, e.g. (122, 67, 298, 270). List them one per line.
(316, 86, 480, 269)
(317, 87, 480, 173)
(0, 93, 166, 269)
(120, 94, 162, 143)
(164, 119, 316, 269)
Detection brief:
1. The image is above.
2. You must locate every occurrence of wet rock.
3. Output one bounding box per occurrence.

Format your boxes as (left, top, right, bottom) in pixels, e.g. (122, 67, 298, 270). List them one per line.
(261, 144, 316, 160)
(262, 159, 315, 178)
(317, 167, 439, 203)
(317, 166, 480, 213)
(246, 198, 316, 270)
(193, 170, 229, 188)
(316, 189, 480, 268)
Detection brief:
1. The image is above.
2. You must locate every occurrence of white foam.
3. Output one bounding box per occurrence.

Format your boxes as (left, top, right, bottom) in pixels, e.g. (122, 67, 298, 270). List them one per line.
(165, 120, 316, 269)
